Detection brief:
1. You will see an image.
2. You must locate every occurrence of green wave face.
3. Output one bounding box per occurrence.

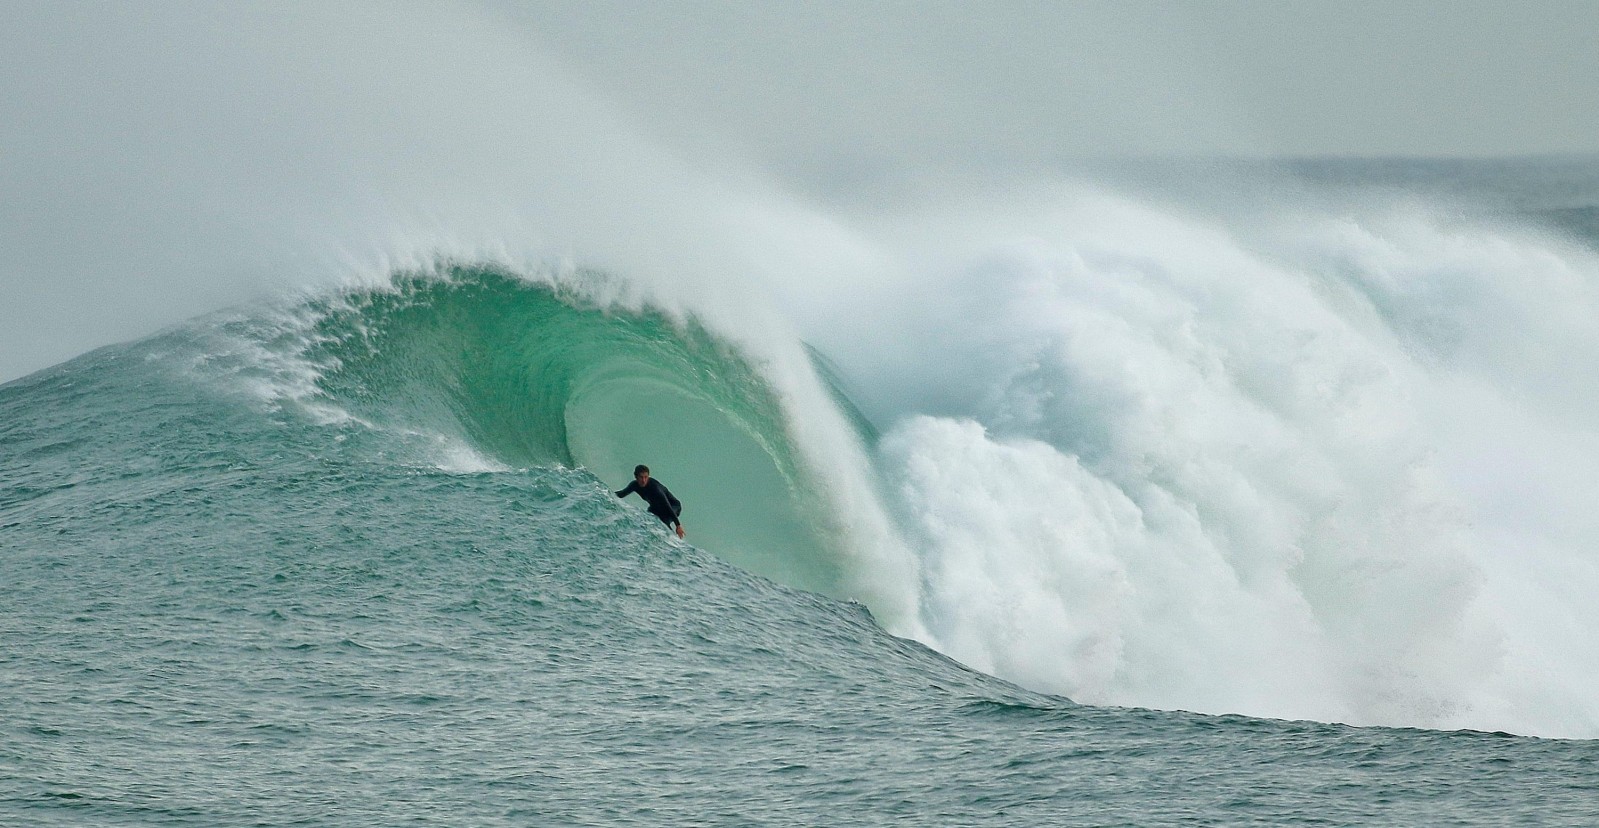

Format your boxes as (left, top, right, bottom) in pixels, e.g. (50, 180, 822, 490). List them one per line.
(302, 266, 847, 596)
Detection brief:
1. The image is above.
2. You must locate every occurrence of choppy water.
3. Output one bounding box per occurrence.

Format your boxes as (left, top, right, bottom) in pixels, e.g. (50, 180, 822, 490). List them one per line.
(6, 158, 1599, 824)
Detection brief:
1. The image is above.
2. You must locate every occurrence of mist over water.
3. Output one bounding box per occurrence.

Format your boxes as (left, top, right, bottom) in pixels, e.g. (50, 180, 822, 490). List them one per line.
(5, 3, 1599, 742)
(813, 191, 1599, 736)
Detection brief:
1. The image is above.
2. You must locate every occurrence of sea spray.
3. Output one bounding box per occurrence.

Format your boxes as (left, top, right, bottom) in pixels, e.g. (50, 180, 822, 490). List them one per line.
(150, 209, 1599, 738)
(811, 189, 1598, 736)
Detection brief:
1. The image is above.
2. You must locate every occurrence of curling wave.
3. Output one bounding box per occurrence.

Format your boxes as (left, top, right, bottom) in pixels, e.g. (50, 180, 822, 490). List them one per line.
(285, 267, 855, 598)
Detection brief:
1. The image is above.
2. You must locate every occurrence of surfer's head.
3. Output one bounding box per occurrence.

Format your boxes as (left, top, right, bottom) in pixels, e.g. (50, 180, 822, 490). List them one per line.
(634, 464, 650, 485)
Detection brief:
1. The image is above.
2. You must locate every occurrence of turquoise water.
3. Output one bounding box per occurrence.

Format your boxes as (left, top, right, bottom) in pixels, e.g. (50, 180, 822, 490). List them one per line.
(11, 151, 1599, 823)
(4, 257, 1598, 825)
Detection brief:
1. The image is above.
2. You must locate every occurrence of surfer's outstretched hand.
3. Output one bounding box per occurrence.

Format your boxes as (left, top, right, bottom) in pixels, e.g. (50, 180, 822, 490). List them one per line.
(676, 523, 686, 539)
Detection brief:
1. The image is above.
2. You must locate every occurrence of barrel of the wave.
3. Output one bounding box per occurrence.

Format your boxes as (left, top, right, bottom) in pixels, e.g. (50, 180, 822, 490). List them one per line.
(297, 268, 852, 597)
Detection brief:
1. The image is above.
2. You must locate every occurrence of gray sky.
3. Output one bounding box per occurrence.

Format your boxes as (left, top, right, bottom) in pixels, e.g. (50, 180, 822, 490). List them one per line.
(3, 1, 1599, 382)
(497, 1, 1599, 168)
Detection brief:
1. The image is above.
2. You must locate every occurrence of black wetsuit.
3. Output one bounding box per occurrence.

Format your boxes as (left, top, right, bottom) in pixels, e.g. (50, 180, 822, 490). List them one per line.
(615, 478, 683, 527)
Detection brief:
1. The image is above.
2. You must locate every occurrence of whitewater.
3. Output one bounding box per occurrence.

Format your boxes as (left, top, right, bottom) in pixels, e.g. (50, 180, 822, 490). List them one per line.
(213, 173, 1599, 740)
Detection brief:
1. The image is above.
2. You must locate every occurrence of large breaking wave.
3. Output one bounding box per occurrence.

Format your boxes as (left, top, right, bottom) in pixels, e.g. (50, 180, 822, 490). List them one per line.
(8, 0, 1598, 755)
(184, 195, 1599, 741)
(217, 267, 888, 607)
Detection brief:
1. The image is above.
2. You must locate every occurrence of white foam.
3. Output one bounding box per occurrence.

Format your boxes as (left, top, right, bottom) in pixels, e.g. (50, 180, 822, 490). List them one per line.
(805, 190, 1599, 736)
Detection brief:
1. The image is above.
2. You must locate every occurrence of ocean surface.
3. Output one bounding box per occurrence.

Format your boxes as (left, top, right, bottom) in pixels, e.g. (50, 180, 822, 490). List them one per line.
(5, 158, 1599, 825)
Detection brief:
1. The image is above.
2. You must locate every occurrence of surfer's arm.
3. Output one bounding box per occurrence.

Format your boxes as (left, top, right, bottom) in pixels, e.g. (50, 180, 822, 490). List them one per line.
(660, 485, 682, 522)
(662, 492, 685, 537)
(615, 481, 638, 498)
(660, 486, 685, 538)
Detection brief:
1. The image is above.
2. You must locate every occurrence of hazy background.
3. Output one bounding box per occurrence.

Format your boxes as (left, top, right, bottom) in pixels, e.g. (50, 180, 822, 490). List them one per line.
(4, 0, 1599, 383)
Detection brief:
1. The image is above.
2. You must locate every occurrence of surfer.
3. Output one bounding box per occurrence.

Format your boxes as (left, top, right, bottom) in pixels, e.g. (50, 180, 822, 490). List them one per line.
(615, 464, 685, 538)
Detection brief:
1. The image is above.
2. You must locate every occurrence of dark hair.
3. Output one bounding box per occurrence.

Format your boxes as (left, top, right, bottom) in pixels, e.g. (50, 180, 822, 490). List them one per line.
(634, 464, 650, 475)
